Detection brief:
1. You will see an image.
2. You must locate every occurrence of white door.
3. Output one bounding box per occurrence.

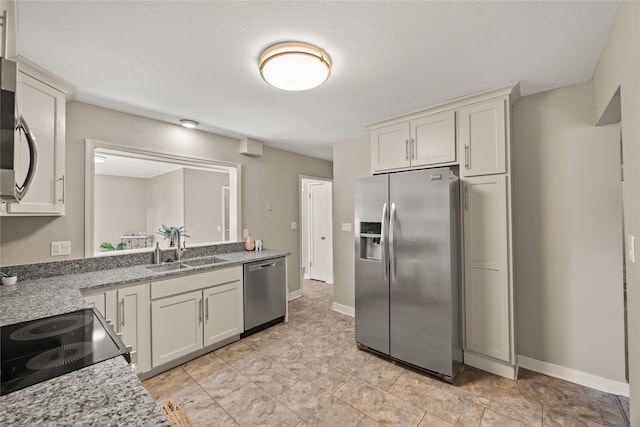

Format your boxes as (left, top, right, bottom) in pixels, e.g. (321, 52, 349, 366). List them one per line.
(309, 183, 332, 282)
(151, 290, 203, 368)
(203, 281, 244, 346)
(117, 283, 151, 373)
(462, 175, 511, 362)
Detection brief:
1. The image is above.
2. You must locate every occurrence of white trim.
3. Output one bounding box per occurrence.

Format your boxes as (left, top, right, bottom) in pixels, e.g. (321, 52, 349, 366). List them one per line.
(288, 289, 302, 301)
(464, 352, 517, 380)
(331, 302, 355, 317)
(517, 355, 630, 397)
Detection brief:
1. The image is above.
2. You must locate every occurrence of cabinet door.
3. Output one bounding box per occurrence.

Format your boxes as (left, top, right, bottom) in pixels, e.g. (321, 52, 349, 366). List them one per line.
(462, 175, 511, 362)
(151, 290, 203, 368)
(3, 72, 65, 215)
(370, 122, 411, 173)
(458, 98, 506, 177)
(203, 281, 244, 346)
(83, 289, 117, 323)
(411, 111, 456, 167)
(118, 283, 151, 373)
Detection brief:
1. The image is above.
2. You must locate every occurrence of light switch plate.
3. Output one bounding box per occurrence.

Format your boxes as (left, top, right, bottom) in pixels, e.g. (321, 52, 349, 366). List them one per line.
(290, 222, 297, 230)
(51, 241, 71, 256)
(341, 223, 352, 232)
(629, 235, 637, 263)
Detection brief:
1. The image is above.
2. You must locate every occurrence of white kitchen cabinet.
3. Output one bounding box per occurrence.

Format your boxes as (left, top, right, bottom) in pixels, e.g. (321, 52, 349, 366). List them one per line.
(462, 175, 514, 373)
(117, 283, 151, 373)
(458, 98, 507, 177)
(150, 267, 243, 369)
(203, 282, 244, 346)
(82, 282, 151, 373)
(151, 290, 203, 368)
(370, 110, 455, 173)
(84, 289, 117, 322)
(1, 69, 66, 216)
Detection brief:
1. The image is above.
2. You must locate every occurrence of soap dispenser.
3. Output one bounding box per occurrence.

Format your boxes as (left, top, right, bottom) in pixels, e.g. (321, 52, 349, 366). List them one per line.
(154, 242, 162, 264)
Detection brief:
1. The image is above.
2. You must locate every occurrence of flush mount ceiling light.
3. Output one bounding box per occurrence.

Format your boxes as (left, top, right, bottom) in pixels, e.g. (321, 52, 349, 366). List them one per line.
(259, 42, 332, 91)
(94, 155, 107, 164)
(180, 119, 199, 129)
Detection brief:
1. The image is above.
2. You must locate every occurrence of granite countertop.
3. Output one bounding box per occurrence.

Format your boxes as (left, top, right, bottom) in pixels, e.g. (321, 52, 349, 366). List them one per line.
(0, 249, 288, 426)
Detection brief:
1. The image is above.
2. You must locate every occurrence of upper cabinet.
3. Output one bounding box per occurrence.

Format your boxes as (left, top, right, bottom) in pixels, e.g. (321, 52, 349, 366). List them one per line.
(369, 85, 516, 177)
(1, 59, 71, 216)
(370, 110, 456, 173)
(458, 98, 507, 177)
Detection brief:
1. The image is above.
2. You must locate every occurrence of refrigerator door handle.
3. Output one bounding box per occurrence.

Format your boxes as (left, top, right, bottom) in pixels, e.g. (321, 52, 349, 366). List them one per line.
(381, 202, 388, 281)
(389, 202, 397, 284)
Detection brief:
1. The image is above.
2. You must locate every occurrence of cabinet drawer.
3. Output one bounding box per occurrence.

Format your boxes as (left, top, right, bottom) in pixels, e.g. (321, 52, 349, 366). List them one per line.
(151, 266, 242, 299)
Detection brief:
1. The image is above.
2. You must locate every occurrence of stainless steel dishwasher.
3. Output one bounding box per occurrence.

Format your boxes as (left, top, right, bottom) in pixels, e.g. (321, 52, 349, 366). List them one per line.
(242, 257, 286, 337)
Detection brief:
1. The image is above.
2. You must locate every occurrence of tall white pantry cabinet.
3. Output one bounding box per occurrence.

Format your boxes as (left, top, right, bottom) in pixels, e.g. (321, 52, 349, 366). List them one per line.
(368, 84, 518, 379)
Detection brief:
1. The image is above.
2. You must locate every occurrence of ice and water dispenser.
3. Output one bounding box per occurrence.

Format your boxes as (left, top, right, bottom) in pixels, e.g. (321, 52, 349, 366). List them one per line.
(359, 222, 382, 260)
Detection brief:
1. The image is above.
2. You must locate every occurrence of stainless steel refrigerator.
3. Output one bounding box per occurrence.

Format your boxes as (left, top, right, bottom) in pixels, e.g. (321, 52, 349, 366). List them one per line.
(355, 167, 462, 382)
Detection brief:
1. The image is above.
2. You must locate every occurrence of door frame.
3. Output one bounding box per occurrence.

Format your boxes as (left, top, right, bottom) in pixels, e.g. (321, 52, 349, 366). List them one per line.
(298, 175, 334, 298)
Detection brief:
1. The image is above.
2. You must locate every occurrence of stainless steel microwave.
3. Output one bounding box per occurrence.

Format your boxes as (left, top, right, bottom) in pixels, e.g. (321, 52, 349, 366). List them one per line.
(0, 57, 38, 203)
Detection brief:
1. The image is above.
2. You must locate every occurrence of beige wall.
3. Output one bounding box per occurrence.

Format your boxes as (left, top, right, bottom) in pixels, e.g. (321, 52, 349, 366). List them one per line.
(593, 1, 640, 421)
(147, 169, 185, 249)
(94, 175, 147, 252)
(332, 136, 370, 308)
(0, 102, 332, 293)
(184, 168, 229, 244)
(512, 81, 626, 383)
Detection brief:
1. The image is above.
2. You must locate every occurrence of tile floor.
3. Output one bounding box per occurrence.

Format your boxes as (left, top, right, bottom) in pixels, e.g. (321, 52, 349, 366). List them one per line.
(144, 280, 630, 427)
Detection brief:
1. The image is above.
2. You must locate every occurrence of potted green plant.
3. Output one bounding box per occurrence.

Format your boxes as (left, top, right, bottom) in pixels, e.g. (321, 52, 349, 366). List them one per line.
(1, 271, 17, 286)
(157, 225, 189, 247)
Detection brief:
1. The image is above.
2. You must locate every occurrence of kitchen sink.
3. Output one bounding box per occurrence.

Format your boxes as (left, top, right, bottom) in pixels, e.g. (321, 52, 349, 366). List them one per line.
(181, 257, 226, 267)
(145, 263, 191, 272)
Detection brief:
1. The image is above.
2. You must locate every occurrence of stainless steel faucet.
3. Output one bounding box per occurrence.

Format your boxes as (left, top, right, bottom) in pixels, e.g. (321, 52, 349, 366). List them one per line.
(171, 228, 187, 262)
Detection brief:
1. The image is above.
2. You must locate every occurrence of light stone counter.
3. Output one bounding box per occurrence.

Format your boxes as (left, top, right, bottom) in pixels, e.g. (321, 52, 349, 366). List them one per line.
(0, 249, 288, 426)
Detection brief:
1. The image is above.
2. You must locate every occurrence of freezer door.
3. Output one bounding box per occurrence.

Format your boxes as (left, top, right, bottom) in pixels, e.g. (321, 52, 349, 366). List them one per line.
(389, 168, 455, 376)
(355, 174, 389, 355)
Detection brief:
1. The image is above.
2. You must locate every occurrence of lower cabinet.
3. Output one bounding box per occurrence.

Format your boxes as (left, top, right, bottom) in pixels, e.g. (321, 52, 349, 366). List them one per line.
(150, 267, 243, 369)
(461, 174, 515, 378)
(82, 282, 151, 373)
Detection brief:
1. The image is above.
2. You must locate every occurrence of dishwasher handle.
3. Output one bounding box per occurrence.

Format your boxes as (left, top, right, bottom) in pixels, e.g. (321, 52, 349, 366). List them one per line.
(248, 261, 279, 272)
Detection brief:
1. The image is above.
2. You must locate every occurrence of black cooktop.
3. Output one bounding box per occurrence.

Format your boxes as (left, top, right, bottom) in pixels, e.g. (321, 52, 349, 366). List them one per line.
(1, 308, 130, 396)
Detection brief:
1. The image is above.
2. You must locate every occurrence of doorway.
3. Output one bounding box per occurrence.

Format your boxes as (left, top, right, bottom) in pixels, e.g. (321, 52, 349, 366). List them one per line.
(300, 177, 333, 297)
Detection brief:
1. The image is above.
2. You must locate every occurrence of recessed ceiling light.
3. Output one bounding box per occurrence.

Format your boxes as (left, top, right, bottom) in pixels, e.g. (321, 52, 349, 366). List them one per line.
(259, 42, 331, 91)
(180, 119, 199, 129)
(94, 155, 107, 164)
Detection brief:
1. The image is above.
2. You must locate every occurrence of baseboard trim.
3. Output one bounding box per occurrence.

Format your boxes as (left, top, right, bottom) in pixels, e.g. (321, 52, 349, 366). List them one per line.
(331, 302, 355, 317)
(517, 355, 629, 397)
(288, 289, 302, 301)
(464, 352, 517, 380)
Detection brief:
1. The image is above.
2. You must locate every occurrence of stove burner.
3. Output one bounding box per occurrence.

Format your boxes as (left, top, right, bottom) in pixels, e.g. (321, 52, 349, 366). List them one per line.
(25, 342, 94, 370)
(9, 314, 93, 341)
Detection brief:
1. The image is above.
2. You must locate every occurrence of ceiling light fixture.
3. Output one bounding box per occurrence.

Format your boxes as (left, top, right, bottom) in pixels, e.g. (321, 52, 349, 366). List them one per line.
(259, 42, 332, 91)
(94, 155, 107, 164)
(180, 119, 199, 129)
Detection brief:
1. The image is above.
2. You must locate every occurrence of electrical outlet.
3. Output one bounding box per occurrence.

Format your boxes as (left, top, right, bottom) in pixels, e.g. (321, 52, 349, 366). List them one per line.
(51, 241, 71, 256)
(629, 235, 637, 264)
(290, 222, 297, 230)
(341, 223, 352, 232)
(217, 225, 222, 232)
(243, 229, 249, 238)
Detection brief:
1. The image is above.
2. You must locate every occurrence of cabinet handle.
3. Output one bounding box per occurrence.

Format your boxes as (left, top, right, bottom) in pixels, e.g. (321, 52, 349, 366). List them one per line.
(411, 138, 416, 160)
(120, 300, 125, 327)
(464, 145, 470, 169)
(198, 298, 202, 323)
(405, 139, 409, 161)
(58, 175, 65, 203)
(464, 185, 469, 210)
(205, 297, 209, 321)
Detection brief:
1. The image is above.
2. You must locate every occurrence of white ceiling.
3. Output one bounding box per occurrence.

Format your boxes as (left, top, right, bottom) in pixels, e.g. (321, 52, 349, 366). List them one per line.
(16, 1, 620, 161)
